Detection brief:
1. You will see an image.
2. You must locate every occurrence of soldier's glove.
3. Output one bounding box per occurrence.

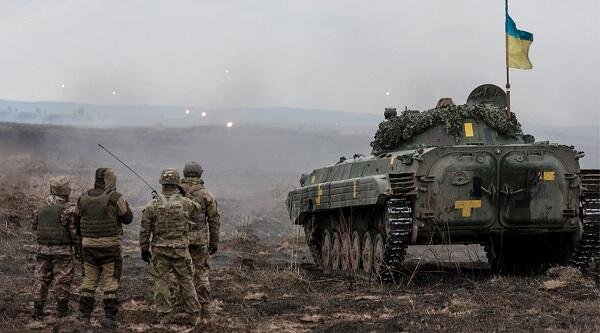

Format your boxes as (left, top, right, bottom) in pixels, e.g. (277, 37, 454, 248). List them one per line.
(141, 250, 152, 263)
(208, 244, 218, 255)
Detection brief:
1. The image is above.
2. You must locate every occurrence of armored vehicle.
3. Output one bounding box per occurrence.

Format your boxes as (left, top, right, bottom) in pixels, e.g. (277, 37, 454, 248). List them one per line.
(286, 84, 600, 280)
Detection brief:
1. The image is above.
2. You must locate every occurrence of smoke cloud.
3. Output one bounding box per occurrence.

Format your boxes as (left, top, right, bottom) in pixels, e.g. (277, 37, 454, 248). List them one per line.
(0, 1, 598, 127)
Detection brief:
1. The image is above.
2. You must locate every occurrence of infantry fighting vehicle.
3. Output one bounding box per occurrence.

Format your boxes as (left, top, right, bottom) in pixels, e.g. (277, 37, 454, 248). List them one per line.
(286, 84, 600, 280)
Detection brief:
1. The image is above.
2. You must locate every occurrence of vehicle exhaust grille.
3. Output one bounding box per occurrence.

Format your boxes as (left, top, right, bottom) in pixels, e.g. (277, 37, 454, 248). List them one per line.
(389, 172, 417, 196)
(581, 169, 600, 193)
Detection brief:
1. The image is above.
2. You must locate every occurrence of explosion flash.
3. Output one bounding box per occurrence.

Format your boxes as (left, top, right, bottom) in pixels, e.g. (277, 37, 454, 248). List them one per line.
(226, 122, 233, 128)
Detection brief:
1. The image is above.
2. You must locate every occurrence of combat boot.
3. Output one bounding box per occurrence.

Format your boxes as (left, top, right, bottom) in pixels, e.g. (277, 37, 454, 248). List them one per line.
(101, 317, 118, 329)
(77, 313, 91, 326)
(184, 313, 201, 327)
(200, 306, 211, 321)
(78, 296, 94, 325)
(57, 299, 69, 318)
(32, 302, 44, 320)
(102, 299, 119, 329)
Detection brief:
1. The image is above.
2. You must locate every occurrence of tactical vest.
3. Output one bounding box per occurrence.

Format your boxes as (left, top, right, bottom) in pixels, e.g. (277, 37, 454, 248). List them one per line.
(37, 202, 72, 246)
(79, 192, 121, 238)
(182, 183, 207, 228)
(181, 182, 209, 245)
(152, 194, 190, 248)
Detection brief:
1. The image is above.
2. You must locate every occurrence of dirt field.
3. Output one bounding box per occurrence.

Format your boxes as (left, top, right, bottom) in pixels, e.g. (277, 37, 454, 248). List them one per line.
(1, 122, 600, 332)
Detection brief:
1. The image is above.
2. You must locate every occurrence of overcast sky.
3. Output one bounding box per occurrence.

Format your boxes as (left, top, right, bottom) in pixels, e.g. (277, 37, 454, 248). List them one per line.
(0, 0, 598, 126)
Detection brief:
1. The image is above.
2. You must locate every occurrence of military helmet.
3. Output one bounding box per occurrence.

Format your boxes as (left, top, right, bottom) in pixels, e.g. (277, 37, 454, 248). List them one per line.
(160, 168, 181, 185)
(183, 161, 203, 178)
(50, 176, 71, 197)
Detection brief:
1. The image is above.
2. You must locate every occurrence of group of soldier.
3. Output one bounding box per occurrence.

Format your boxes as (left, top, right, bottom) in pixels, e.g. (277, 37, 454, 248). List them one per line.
(31, 162, 220, 328)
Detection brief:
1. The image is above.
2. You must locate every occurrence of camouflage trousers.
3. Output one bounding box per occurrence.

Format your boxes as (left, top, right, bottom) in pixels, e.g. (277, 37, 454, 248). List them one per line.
(79, 246, 122, 300)
(78, 246, 122, 319)
(170, 245, 211, 307)
(151, 246, 200, 314)
(34, 254, 74, 305)
(190, 245, 211, 305)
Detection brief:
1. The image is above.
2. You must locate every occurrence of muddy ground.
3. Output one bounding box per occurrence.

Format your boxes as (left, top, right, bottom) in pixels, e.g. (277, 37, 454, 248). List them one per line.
(1, 123, 600, 332)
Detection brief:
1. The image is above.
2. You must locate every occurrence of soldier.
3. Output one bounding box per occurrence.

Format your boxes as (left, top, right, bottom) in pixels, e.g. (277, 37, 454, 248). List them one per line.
(74, 168, 133, 328)
(31, 176, 79, 320)
(139, 168, 201, 325)
(179, 161, 220, 318)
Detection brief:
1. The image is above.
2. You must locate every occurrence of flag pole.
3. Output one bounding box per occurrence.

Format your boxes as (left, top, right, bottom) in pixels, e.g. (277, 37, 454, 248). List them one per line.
(505, 0, 511, 115)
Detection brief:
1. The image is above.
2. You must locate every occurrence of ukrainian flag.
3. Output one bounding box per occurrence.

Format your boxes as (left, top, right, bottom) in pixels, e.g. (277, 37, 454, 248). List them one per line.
(505, 4, 533, 69)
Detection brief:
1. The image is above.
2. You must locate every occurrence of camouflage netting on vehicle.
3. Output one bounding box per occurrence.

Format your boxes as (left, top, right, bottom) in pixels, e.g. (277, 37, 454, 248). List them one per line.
(371, 104, 522, 154)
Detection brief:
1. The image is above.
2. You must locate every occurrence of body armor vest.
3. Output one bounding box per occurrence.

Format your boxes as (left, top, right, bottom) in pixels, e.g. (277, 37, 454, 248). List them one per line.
(181, 182, 209, 245)
(181, 183, 207, 229)
(152, 194, 190, 248)
(79, 192, 121, 238)
(37, 202, 72, 246)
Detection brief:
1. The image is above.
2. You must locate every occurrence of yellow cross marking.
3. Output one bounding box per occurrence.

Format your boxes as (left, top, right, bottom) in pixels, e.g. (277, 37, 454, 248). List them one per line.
(540, 171, 555, 181)
(464, 122, 474, 137)
(316, 184, 323, 206)
(454, 200, 482, 217)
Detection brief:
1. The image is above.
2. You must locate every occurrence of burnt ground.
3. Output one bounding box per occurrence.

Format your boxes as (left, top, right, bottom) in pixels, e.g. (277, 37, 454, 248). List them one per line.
(2, 179, 600, 333)
(1, 123, 600, 332)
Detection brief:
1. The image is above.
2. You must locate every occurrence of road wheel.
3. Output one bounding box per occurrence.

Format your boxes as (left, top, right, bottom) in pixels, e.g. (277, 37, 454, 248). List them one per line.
(373, 233, 385, 277)
(321, 229, 332, 271)
(331, 231, 342, 270)
(362, 232, 374, 275)
(341, 233, 351, 271)
(350, 231, 362, 272)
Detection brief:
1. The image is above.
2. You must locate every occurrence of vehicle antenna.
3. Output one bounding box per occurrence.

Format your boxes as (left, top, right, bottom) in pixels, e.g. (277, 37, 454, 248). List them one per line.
(97, 144, 158, 197)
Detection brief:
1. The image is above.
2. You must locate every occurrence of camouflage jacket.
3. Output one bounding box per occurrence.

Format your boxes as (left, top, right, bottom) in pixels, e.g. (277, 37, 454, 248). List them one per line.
(31, 195, 77, 255)
(180, 177, 220, 247)
(139, 188, 201, 250)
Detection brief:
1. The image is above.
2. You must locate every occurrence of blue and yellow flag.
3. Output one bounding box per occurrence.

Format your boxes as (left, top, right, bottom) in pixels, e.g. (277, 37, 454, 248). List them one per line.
(505, 3, 533, 69)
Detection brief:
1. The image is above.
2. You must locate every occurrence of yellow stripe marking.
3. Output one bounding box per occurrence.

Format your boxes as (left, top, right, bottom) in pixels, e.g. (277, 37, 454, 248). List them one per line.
(464, 123, 474, 137)
(390, 156, 396, 165)
(454, 200, 482, 217)
(540, 171, 556, 181)
(507, 35, 533, 69)
(353, 181, 357, 198)
(311, 175, 316, 184)
(316, 184, 323, 206)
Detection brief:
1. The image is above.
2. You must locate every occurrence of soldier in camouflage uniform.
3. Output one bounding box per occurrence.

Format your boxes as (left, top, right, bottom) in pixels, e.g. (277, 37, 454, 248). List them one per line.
(179, 161, 220, 318)
(139, 168, 202, 325)
(31, 176, 79, 320)
(74, 168, 133, 328)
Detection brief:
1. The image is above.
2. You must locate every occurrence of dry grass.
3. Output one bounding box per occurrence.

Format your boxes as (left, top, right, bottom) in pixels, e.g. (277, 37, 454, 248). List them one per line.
(2, 123, 600, 332)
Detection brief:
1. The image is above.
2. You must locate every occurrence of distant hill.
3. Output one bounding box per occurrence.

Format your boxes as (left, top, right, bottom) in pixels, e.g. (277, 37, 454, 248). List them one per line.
(0, 99, 380, 131)
(0, 98, 597, 168)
